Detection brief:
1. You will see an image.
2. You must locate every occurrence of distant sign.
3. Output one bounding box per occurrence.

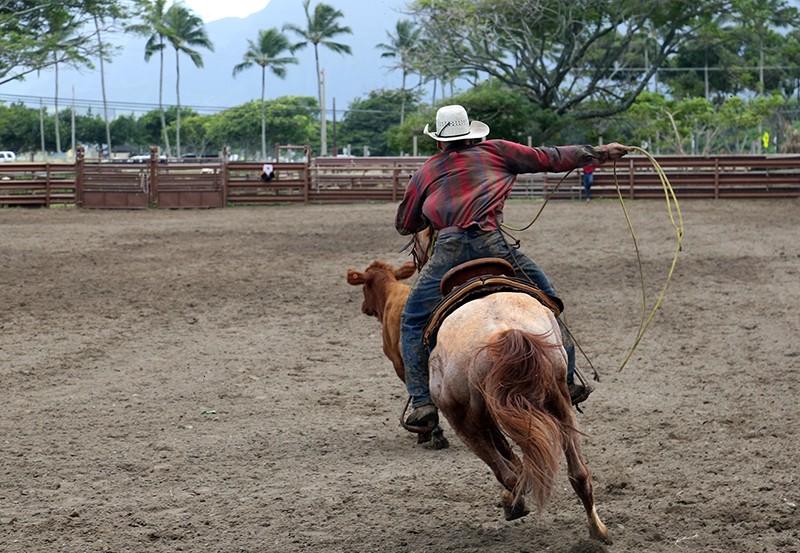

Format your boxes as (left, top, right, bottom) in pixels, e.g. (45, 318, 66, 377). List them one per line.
(763, 131, 770, 149)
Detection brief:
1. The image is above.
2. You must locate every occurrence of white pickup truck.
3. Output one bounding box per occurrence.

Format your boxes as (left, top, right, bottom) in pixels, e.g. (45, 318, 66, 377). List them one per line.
(0, 151, 16, 162)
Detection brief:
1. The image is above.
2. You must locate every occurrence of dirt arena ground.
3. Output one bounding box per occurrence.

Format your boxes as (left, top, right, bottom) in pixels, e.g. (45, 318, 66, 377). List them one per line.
(1, 198, 798, 553)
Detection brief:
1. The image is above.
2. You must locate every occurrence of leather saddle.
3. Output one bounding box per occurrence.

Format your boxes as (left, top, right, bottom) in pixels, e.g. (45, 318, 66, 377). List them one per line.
(422, 258, 564, 350)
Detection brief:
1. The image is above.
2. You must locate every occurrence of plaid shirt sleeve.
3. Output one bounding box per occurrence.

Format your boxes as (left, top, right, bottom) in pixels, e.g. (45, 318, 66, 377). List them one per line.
(497, 141, 608, 173)
(395, 158, 436, 235)
(395, 141, 608, 235)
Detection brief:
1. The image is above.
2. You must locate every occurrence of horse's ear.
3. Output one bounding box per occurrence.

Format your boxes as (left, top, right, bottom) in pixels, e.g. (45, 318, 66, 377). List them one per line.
(347, 269, 365, 285)
(395, 261, 416, 281)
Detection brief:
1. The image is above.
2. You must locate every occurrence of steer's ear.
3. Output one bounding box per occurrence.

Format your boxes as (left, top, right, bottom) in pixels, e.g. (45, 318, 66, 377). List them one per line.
(346, 269, 365, 285)
(394, 261, 416, 281)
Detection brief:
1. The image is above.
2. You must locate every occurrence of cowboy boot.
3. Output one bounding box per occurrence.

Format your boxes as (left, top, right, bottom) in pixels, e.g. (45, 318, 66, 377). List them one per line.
(406, 401, 438, 428)
(569, 365, 595, 406)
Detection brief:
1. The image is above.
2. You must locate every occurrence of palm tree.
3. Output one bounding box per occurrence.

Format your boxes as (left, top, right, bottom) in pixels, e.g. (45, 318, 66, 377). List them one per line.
(47, 15, 77, 156)
(162, 2, 214, 158)
(94, 14, 113, 157)
(233, 28, 298, 160)
(283, 0, 352, 111)
(376, 19, 421, 124)
(126, 0, 172, 157)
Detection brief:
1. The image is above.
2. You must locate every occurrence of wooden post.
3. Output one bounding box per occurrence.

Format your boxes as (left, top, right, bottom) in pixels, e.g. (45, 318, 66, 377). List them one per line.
(303, 144, 310, 204)
(714, 158, 720, 200)
(221, 145, 230, 207)
(392, 168, 399, 202)
(149, 146, 159, 206)
(629, 158, 635, 200)
(75, 146, 85, 207)
(45, 162, 51, 208)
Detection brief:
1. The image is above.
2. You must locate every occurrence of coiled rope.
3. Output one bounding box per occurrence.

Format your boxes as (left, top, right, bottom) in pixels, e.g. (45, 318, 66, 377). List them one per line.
(502, 147, 684, 372)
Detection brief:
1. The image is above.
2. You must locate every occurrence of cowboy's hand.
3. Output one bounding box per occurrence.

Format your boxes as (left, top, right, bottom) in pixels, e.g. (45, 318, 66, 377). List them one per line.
(605, 143, 631, 161)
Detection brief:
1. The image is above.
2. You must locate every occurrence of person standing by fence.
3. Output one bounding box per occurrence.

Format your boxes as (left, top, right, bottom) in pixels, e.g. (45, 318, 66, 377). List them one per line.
(582, 164, 598, 200)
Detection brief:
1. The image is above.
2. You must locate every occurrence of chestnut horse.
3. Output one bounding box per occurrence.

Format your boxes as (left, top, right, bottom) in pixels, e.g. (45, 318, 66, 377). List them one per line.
(411, 228, 610, 542)
(428, 290, 610, 542)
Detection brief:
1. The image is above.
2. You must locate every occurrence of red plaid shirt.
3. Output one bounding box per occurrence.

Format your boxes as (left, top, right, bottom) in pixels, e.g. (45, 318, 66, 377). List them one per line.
(396, 140, 608, 234)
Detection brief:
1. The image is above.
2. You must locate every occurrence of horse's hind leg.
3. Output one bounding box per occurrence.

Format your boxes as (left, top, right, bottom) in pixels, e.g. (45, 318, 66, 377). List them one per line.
(563, 432, 612, 544)
(447, 415, 528, 520)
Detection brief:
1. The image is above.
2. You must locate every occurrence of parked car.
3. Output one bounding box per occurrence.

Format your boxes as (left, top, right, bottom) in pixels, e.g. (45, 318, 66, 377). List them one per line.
(127, 154, 167, 163)
(0, 151, 17, 163)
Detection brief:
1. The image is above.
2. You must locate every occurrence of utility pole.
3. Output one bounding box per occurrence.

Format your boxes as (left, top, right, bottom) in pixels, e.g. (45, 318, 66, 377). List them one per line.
(71, 87, 76, 159)
(39, 99, 46, 160)
(332, 97, 337, 157)
(320, 69, 327, 156)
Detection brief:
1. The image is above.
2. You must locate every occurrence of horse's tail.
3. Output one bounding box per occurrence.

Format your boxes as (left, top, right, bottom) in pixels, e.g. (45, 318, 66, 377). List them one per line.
(479, 328, 573, 514)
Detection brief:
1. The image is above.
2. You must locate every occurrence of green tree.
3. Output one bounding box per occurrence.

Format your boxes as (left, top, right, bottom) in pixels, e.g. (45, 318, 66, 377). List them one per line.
(41, 9, 97, 155)
(0, 102, 39, 152)
(127, 0, 173, 156)
(0, 1, 126, 86)
(735, 0, 799, 94)
(74, 108, 107, 149)
(627, 91, 784, 154)
(387, 85, 539, 155)
(233, 28, 298, 160)
(162, 2, 214, 157)
(337, 89, 420, 156)
(376, 20, 421, 123)
(284, 0, 352, 114)
(205, 97, 318, 159)
(109, 113, 145, 150)
(166, 114, 213, 155)
(405, 0, 787, 143)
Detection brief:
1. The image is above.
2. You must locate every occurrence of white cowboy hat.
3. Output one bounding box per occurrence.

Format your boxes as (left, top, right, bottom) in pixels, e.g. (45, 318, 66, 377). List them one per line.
(423, 104, 490, 142)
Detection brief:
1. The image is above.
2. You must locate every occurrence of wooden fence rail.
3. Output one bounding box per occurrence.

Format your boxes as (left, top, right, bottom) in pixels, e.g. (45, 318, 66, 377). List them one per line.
(2, 150, 799, 208)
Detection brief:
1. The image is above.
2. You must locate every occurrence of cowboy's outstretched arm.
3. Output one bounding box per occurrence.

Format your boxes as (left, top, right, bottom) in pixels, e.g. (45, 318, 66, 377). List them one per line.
(602, 143, 631, 161)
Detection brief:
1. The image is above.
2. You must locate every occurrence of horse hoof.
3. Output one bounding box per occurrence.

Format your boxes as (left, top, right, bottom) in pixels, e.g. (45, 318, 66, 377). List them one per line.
(415, 426, 450, 449)
(501, 490, 529, 521)
(590, 526, 613, 545)
(430, 428, 450, 450)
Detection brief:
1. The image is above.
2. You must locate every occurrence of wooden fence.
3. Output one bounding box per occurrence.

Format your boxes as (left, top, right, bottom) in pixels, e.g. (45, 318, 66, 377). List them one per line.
(2, 149, 799, 208)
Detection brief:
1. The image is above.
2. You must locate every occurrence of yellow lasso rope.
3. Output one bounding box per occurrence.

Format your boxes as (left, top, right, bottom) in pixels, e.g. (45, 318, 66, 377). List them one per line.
(616, 146, 683, 371)
(501, 147, 684, 372)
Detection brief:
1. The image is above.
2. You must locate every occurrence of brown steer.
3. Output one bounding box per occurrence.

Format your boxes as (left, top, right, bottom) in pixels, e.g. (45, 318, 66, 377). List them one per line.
(346, 261, 416, 382)
(347, 260, 448, 449)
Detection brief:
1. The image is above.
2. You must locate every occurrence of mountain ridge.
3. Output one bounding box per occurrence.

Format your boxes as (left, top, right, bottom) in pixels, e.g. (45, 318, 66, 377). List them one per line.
(0, 0, 408, 116)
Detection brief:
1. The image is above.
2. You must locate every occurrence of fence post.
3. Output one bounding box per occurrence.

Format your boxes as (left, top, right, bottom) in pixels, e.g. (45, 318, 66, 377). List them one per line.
(392, 168, 399, 202)
(149, 146, 159, 206)
(45, 162, 51, 208)
(221, 145, 230, 207)
(75, 146, 85, 207)
(303, 144, 310, 204)
(629, 158, 635, 200)
(714, 158, 720, 200)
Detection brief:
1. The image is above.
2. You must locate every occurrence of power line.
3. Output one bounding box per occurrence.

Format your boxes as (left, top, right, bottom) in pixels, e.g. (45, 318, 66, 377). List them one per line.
(0, 92, 407, 118)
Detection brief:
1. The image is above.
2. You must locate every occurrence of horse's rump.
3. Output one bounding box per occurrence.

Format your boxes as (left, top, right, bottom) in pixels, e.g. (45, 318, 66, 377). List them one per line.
(479, 327, 573, 512)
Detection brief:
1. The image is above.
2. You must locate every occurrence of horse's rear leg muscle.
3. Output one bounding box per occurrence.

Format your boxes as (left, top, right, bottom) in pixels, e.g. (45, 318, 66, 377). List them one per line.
(445, 413, 529, 520)
(563, 432, 612, 544)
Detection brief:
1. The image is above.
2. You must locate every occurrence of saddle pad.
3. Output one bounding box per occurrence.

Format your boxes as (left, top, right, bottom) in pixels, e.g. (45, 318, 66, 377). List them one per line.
(422, 275, 564, 350)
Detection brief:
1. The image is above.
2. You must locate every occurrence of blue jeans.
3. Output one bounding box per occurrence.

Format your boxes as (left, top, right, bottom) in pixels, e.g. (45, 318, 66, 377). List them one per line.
(400, 229, 576, 407)
(583, 173, 594, 199)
